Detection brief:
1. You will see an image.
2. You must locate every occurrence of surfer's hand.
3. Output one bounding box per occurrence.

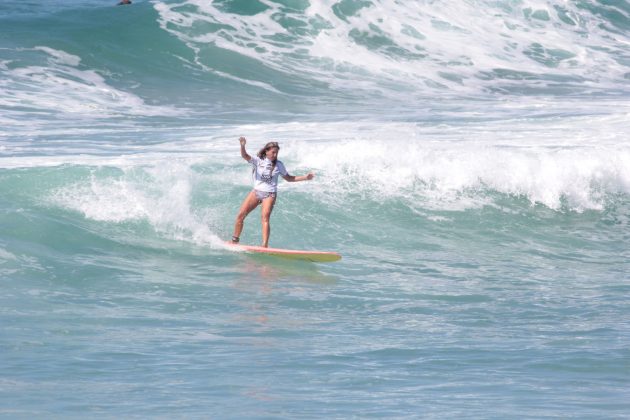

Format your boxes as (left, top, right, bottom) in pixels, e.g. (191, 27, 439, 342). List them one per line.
(239, 136, 246, 146)
(306, 173, 315, 180)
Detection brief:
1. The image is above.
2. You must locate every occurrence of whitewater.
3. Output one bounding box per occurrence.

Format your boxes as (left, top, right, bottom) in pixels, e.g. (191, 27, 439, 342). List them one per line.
(1, 0, 629, 417)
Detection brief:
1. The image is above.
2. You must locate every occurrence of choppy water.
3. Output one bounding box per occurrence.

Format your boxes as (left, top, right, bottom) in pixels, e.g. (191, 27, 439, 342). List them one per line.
(1, 0, 630, 418)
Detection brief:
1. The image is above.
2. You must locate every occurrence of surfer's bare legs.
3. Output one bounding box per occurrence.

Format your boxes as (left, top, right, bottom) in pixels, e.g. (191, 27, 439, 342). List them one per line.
(232, 191, 259, 243)
(260, 196, 276, 247)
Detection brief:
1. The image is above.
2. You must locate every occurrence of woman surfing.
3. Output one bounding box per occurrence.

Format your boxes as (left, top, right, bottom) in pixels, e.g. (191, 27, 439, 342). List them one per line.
(231, 137, 314, 247)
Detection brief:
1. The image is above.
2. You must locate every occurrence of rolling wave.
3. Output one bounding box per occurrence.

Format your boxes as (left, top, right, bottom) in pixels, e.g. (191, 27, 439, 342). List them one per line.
(1, 118, 628, 254)
(154, 0, 630, 98)
(1, 0, 629, 124)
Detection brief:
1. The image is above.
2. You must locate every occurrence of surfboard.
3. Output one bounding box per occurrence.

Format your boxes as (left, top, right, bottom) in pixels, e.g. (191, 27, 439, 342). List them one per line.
(225, 243, 342, 263)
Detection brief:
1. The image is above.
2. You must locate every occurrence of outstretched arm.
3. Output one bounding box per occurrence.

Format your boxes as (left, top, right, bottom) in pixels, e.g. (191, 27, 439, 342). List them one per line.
(283, 173, 315, 182)
(239, 137, 251, 161)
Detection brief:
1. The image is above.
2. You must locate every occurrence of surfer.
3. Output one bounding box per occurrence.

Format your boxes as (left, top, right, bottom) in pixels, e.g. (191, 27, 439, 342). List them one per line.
(231, 137, 314, 247)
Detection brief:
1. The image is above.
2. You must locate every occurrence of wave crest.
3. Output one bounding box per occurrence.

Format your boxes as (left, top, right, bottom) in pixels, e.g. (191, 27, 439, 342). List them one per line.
(154, 0, 630, 97)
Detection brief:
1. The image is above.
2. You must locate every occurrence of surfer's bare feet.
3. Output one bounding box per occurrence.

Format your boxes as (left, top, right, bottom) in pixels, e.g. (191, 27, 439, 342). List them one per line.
(231, 236, 239, 244)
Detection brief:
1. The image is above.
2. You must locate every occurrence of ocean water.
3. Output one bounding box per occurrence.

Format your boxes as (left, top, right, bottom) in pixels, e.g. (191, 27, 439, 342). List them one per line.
(1, 0, 630, 417)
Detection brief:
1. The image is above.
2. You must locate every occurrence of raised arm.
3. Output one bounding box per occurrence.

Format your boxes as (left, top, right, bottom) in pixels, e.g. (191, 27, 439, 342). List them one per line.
(239, 136, 251, 162)
(283, 172, 315, 182)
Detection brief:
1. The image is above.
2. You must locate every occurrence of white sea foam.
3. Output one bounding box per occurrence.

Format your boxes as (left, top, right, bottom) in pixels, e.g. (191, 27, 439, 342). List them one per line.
(11, 98, 628, 219)
(32, 46, 81, 67)
(152, 0, 629, 96)
(0, 47, 182, 120)
(50, 163, 224, 247)
(281, 115, 630, 211)
(0, 248, 18, 262)
(298, 139, 630, 211)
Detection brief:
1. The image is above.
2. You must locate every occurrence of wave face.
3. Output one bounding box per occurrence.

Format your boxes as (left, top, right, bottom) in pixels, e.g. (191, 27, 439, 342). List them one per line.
(1, 0, 629, 123)
(153, 0, 630, 98)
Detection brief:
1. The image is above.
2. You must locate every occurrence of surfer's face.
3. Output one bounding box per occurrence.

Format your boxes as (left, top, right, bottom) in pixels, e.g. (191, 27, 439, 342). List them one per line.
(266, 147, 279, 161)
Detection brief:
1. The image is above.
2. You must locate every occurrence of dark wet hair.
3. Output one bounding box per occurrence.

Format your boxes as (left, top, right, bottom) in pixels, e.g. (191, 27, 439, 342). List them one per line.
(257, 142, 280, 160)
(257, 142, 280, 176)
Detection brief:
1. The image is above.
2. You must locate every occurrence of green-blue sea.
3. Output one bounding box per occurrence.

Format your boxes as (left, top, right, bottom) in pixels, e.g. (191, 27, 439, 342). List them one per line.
(1, 0, 629, 417)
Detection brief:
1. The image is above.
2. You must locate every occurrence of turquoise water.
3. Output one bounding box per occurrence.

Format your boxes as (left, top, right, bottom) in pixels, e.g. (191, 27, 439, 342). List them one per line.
(2, 1, 630, 417)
